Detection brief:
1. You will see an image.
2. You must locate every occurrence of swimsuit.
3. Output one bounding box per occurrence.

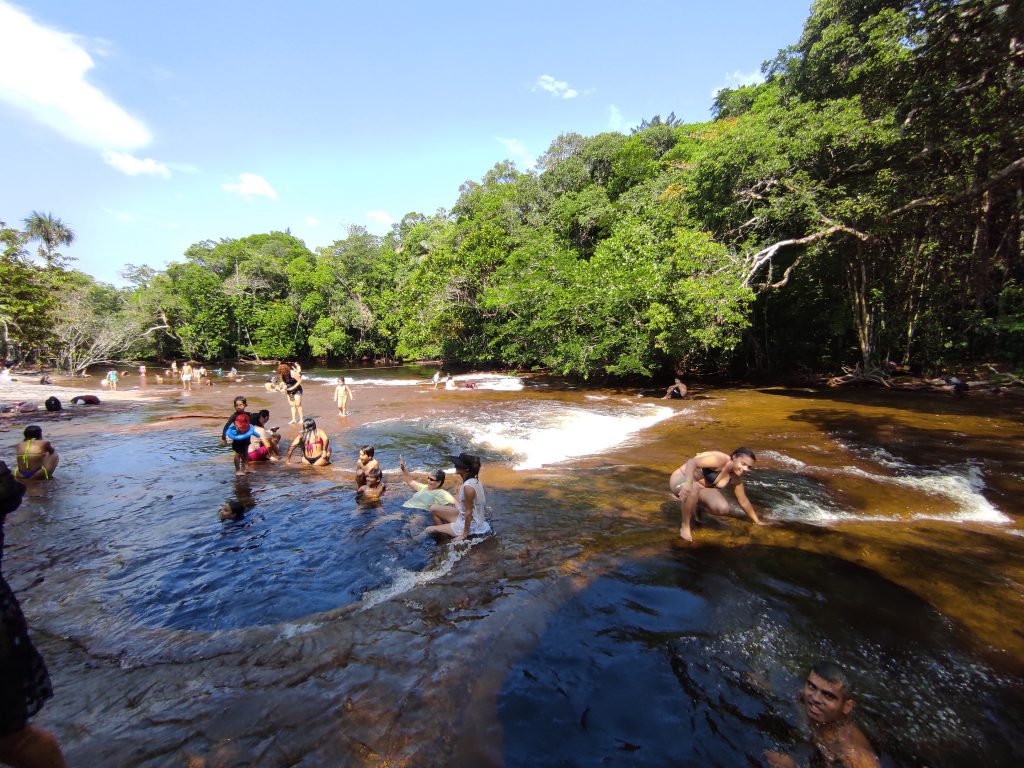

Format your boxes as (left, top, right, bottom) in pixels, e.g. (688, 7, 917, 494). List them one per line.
(284, 373, 303, 398)
(248, 445, 269, 461)
(701, 468, 724, 488)
(15, 439, 50, 480)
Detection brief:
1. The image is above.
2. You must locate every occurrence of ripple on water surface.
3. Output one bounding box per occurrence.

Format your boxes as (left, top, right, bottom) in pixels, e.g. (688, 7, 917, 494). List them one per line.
(46, 425, 443, 632)
(498, 546, 1024, 768)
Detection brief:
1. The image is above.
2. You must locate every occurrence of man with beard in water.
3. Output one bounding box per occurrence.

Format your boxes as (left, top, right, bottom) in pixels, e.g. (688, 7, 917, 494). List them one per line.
(0, 460, 67, 767)
(765, 662, 880, 768)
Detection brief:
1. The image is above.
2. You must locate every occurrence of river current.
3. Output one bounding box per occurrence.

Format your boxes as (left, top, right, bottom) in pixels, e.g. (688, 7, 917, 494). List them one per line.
(3, 366, 1023, 766)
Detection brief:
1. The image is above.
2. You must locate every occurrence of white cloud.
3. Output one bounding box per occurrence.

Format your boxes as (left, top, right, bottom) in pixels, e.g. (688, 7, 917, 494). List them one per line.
(304, 215, 320, 226)
(496, 137, 537, 170)
(608, 104, 627, 132)
(366, 210, 394, 228)
(535, 74, 578, 100)
(102, 150, 171, 178)
(223, 173, 278, 200)
(0, 2, 151, 150)
(711, 69, 764, 96)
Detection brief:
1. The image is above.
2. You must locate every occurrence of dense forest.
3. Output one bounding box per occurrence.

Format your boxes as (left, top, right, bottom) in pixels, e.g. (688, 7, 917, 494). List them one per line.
(2, 0, 1022, 380)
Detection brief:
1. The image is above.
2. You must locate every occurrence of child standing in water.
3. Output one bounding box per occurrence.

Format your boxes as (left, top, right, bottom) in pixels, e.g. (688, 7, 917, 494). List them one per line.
(334, 376, 354, 417)
(225, 412, 255, 476)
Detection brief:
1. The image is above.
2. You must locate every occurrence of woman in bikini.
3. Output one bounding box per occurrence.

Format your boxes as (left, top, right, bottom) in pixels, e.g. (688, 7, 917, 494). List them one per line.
(286, 418, 331, 466)
(12, 426, 59, 482)
(670, 447, 766, 542)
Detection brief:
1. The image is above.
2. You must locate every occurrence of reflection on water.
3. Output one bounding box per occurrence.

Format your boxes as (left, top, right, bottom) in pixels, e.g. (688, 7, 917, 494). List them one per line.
(499, 547, 1024, 768)
(3, 373, 1023, 765)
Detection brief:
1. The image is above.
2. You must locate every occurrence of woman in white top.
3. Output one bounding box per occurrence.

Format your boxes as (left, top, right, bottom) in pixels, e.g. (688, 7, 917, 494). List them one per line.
(426, 452, 490, 541)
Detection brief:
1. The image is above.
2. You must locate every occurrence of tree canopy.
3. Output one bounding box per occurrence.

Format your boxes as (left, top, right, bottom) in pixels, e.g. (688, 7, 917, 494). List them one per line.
(3, 0, 1021, 377)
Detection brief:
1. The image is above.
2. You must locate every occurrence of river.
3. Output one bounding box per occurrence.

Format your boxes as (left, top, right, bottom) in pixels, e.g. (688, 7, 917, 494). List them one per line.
(4, 366, 1023, 766)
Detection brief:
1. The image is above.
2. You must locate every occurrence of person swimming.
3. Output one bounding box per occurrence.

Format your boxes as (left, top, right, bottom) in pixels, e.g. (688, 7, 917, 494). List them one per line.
(355, 445, 379, 488)
(669, 447, 767, 541)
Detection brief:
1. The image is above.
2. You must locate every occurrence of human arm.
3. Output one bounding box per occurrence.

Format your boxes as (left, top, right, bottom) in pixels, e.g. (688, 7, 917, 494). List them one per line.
(285, 435, 302, 462)
(321, 431, 331, 459)
(398, 455, 424, 490)
(733, 483, 763, 524)
(456, 484, 476, 542)
(286, 373, 302, 393)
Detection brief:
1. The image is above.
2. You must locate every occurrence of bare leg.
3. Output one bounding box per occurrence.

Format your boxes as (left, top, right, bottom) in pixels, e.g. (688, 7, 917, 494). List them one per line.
(424, 523, 457, 537)
(428, 504, 458, 526)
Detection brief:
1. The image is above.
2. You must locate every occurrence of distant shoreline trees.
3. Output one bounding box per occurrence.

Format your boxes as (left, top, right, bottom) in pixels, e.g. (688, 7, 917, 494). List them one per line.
(3, 0, 1021, 378)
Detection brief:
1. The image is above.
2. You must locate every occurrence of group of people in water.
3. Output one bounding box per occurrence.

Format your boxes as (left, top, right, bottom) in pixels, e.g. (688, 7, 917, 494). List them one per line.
(218, 391, 491, 542)
(0, 365, 886, 766)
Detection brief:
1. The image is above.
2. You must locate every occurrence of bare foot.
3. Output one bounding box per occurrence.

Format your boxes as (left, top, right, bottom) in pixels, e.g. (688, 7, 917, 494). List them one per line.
(235, 470, 245, 476)
(679, 526, 693, 542)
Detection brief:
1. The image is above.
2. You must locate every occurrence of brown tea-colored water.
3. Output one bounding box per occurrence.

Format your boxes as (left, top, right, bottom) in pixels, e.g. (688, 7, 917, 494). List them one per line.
(4, 368, 1023, 766)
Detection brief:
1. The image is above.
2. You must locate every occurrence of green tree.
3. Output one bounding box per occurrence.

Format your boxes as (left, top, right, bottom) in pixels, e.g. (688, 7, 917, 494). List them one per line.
(22, 211, 75, 267)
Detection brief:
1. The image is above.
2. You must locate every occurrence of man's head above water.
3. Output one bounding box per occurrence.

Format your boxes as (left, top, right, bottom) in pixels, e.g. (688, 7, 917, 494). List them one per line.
(800, 661, 855, 725)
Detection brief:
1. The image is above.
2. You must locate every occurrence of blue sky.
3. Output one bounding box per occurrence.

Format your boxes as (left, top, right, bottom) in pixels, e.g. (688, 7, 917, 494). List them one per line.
(0, 0, 812, 284)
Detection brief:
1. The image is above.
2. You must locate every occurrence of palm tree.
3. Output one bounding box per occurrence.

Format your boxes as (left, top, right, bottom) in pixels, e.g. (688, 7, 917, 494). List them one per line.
(22, 211, 75, 267)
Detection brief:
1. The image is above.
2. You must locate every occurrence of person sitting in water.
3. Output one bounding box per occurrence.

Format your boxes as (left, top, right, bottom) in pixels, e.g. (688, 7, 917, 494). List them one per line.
(399, 455, 455, 509)
(765, 662, 880, 768)
(356, 466, 387, 503)
(0, 460, 68, 767)
(286, 418, 331, 466)
(662, 377, 688, 399)
(445, 373, 455, 390)
(248, 410, 280, 462)
(670, 447, 766, 542)
(426, 452, 491, 541)
(13, 425, 59, 482)
(355, 444, 379, 488)
(69, 395, 100, 406)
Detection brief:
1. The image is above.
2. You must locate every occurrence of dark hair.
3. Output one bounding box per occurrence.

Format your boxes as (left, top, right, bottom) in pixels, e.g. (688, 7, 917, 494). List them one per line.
(810, 661, 853, 698)
(44, 396, 62, 412)
(367, 466, 382, 479)
(257, 409, 270, 424)
(0, 460, 27, 516)
(429, 469, 446, 485)
(301, 418, 317, 446)
(360, 445, 375, 458)
(731, 447, 756, 462)
(24, 425, 43, 440)
(233, 396, 248, 407)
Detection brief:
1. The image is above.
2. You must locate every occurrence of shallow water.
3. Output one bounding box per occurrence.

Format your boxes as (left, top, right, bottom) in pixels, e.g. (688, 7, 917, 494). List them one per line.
(3, 367, 1023, 766)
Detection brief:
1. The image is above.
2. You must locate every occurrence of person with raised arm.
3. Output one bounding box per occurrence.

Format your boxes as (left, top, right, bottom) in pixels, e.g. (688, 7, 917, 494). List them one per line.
(426, 452, 490, 541)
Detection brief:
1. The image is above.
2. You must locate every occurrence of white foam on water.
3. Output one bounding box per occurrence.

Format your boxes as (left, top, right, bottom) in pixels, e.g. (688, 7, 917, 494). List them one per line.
(358, 536, 489, 610)
(302, 372, 523, 389)
(760, 450, 807, 469)
(837, 464, 1009, 524)
(443, 402, 677, 470)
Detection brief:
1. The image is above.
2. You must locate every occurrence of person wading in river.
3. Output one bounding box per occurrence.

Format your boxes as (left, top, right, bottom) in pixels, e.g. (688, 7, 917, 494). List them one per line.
(765, 662, 880, 768)
(669, 447, 766, 541)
